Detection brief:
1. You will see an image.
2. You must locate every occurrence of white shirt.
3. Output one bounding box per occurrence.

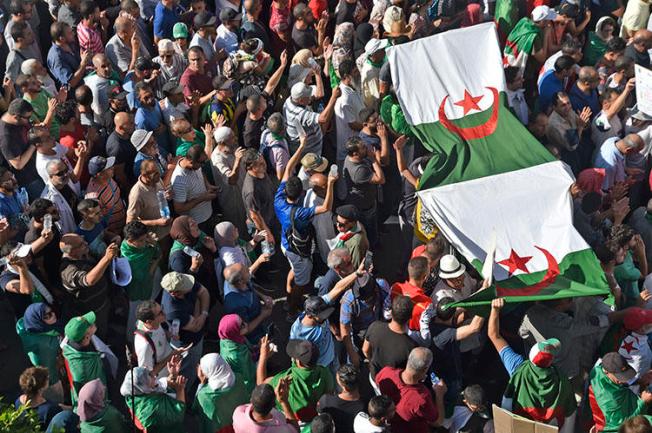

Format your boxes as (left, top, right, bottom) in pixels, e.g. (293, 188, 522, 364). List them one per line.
(335, 83, 365, 161)
(215, 24, 239, 54)
(35, 143, 80, 194)
(190, 33, 216, 60)
(134, 321, 173, 378)
(619, 331, 652, 380)
(40, 182, 76, 234)
(353, 412, 387, 433)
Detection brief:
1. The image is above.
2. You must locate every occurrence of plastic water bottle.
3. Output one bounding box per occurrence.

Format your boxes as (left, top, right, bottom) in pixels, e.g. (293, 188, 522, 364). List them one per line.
(16, 187, 28, 210)
(329, 164, 338, 177)
(157, 190, 170, 219)
(43, 214, 52, 232)
(183, 246, 201, 258)
(170, 319, 180, 340)
(261, 240, 275, 256)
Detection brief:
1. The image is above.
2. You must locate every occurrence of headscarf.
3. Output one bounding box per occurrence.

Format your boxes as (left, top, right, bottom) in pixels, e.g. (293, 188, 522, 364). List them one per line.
(200, 353, 236, 391)
(383, 6, 404, 34)
(334, 22, 355, 48)
(214, 222, 238, 249)
(78, 379, 106, 422)
(461, 3, 482, 27)
(170, 216, 199, 246)
(120, 367, 165, 397)
(218, 314, 246, 344)
(292, 49, 314, 67)
(354, 23, 374, 59)
(23, 302, 63, 334)
(595, 16, 615, 41)
(577, 168, 606, 194)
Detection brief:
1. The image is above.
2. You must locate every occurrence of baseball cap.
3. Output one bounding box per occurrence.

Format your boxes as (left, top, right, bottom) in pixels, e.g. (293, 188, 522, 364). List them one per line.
(109, 85, 127, 100)
(291, 82, 312, 100)
(213, 75, 234, 91)
(304, 295, 335, 322)
(65, 311, 96, 342)
(219, 7, 242, 22)
(88, 156, 116, 176)
(364, 38, 389, 56)
(286, 339, 319, 366)
(194, 11, 217, 29)
(213, 126, 234, 143)
(335, 204, 359, 221)
(173, 22, 189, 39)
(623, 307, 652, 331)
(602, 352, 636, 382)
(161, 271, 196, 293)
(531, 5, 557, 22)
(131, 129, 154, 151)
(162, 81, 184, 96)
(300, 153, 328, 172)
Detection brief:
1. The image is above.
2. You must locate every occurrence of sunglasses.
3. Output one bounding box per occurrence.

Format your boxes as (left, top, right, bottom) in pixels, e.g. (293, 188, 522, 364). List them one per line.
(53, 168, 69, 177)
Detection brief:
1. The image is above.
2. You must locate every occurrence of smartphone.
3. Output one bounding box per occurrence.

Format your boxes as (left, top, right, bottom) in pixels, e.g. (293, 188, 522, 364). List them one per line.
(430, 372, 440, 386)
(364, 251, 373, 270)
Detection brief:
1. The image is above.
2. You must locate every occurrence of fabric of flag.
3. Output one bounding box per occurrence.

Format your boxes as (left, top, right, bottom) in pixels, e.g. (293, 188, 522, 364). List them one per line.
(494, 0, 519, 43)
(503, 17, 541, 71)
(388, 22, 609, 310)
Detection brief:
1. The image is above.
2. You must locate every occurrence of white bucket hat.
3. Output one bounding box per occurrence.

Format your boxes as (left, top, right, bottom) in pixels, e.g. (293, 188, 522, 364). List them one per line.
(439, 254, 466, 279)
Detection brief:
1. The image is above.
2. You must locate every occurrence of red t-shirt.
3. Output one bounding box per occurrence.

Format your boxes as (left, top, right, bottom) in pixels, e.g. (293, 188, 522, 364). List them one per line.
(391, 281, 432, 331)
(375, 367, 438, 433)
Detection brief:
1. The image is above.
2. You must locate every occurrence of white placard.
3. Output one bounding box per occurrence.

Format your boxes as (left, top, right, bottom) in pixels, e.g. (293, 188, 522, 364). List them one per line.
(635, 64, 652, 116)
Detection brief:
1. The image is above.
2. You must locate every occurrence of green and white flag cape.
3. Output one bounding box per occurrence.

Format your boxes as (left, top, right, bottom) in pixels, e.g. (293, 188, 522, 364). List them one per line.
(388, 22, 608, 309)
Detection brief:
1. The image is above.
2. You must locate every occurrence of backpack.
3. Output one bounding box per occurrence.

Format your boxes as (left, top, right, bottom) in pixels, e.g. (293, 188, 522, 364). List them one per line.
(286, 206, 314, 257)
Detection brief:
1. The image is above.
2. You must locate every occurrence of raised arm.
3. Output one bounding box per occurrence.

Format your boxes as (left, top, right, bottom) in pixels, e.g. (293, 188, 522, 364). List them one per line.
(488, 298, 509, 353)
(282, 136, 307, 182)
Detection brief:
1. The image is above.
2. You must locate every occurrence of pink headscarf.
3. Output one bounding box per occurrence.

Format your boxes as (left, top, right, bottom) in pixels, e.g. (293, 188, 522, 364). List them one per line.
(218, 314, 246, 344)
(78, 379, 106, 422)
(577, 168, 606, 193)
(461, 3, 482, 27)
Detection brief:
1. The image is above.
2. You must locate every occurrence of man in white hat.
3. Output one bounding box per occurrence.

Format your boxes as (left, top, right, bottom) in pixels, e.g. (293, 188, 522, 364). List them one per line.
(358, 38, 389, 110)
(432, 254, 480, 304)
(283, 81, 341, 157)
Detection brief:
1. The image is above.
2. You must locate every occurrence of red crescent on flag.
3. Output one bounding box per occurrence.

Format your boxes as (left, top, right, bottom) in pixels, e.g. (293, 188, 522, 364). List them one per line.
(438, 87, 500, 140)
(495, 246, 560, 297)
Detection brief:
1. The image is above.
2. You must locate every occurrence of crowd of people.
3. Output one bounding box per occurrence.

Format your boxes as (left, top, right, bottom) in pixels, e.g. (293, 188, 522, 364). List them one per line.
(4, 0, 652, 432)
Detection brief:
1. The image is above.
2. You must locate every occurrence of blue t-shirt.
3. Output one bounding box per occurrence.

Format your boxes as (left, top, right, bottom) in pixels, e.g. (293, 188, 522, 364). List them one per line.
(290, 294, 335, 367)
(153, 2, 178, 39)
(161, 281, 203, 345)
(569, 82, 600, 119)
(0, 192, 23, 222)
(537, 69, 564, 113)
(499, 345, 526, 377)
(274, 181, 315, 250)
(340, 279, 390, 333)
(223, 286, 264, 343)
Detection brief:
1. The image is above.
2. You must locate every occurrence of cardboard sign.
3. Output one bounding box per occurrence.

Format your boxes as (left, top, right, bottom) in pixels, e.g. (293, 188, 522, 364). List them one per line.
(635, 65, 652, 116)
(492, 405, 558, 433)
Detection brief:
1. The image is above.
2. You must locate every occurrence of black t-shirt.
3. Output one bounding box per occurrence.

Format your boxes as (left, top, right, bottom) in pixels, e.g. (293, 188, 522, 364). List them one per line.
(624, 45, 651, 69)
(161, 281, 203, 345)
(0, 121, 38, 186)
(0, 269, 32, 318)
(335, 1, 356, 25)
(24, 224, 62, 289)
(58, 184, 80, 222)
(431, 322, 462, 381)
(242, 173, 276, 223)
(379, 61, 392, 85)
(105, 131, 138, 184)
(364, 320, 416, 378)
(292, 25, 318, 51)
(318, 394, 366, 433)
(243, 116, 265, 150)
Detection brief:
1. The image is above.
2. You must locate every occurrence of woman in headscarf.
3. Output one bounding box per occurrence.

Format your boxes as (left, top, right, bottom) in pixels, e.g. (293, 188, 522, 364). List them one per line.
(16, 303, 64, 402)
(328, 22, 356, 89)
(214, 221, 269, 275)
(120, 367, 186, 433)
(577, 168, 607, 194)
(168, 215, 217, 287)
(584, 17, 616, 67)
(218, 314, 256, 393)
(78, 379, 128, 433)
(193, 353, 249, 433)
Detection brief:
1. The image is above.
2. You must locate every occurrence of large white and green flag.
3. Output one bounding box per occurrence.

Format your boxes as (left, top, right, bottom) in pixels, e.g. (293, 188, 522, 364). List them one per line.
(388, 23, 608, 308)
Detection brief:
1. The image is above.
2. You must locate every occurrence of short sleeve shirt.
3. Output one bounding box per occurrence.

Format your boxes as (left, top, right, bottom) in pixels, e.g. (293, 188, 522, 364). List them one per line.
(241, 173, 276, 223)
(274, 181, 316, 250)
(161, 281, 203, 344)
(343, 157, 376, 211)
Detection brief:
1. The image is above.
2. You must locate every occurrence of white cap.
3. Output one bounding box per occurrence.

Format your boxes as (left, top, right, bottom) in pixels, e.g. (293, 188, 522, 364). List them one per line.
(531, 5, 557, 22)
(131, 129, 154, 151)
(364, 38, 390, 56)
(213, 126, 234, 144)
(291, 82, 312, 101)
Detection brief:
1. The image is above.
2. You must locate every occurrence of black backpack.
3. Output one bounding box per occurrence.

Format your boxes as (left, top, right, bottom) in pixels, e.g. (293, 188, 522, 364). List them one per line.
(286, 206, 314, 257)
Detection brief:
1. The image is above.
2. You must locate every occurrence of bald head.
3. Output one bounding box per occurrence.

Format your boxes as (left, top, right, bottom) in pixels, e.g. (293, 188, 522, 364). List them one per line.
(617, 133, 644, 154)
(115, 16, 134, 36)
(114, 112, 134, 137)
(92, 54, 112, 78)
(60, 233, 85, 255)
(309, 172, 327, 189)
(578, 66, 598, 84)
(224, 263, 249, 288)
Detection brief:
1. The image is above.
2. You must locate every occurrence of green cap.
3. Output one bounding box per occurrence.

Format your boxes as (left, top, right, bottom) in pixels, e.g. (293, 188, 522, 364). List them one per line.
(65, 311, 96, 342)
(173, 22, 189, 39)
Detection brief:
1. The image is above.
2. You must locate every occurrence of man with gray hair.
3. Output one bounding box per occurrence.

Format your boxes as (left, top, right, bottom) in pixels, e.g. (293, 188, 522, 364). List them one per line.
(106, 15, 149, 74)
(223, 263, 274, 343)
(259, 113, 290, 181)
(41, 158, 78, 233)
(283, 82, 341, 156)
(376, 346, 447, 431)
(594, 133, 645, 190)
(153, 38, 187, 86)
(20, 59, 57, 97)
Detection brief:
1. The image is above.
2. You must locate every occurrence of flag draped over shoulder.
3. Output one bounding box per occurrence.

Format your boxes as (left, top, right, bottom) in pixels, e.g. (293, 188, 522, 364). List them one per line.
(503, 17, 541, 70)
(388, 22, 608, 310)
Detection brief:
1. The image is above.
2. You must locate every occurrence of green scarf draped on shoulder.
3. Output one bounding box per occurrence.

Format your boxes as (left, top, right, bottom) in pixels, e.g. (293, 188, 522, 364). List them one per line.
(62, 344, 107, 409)
(125, 393, 185, 433)
(504, 360, 576, 426)
(505, 18, 541, 58)
(120, 241, 160, 301)
(16, 318, 61, 384)
(220, 339, 256, 394)
(192, 382, 249, 433)
(170, 231, 207, 255)
(80, 405, 129, 433)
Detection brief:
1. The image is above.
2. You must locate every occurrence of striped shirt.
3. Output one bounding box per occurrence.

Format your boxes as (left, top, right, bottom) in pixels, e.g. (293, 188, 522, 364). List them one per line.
(283, 98, 322, 156)
(77, 21, 104, 55)
(170, 161, 212, 224)
(85, 178, 126, 233)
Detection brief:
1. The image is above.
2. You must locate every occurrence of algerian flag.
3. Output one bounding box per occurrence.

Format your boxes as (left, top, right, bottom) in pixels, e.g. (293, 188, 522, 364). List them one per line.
(388, 23, 608, 309)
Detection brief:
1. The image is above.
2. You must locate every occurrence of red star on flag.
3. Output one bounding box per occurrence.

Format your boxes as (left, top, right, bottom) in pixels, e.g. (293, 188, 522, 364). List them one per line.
(454, 90, 483, 116)
(621, 339, 635, 354)
(498, 249, 532, 276)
